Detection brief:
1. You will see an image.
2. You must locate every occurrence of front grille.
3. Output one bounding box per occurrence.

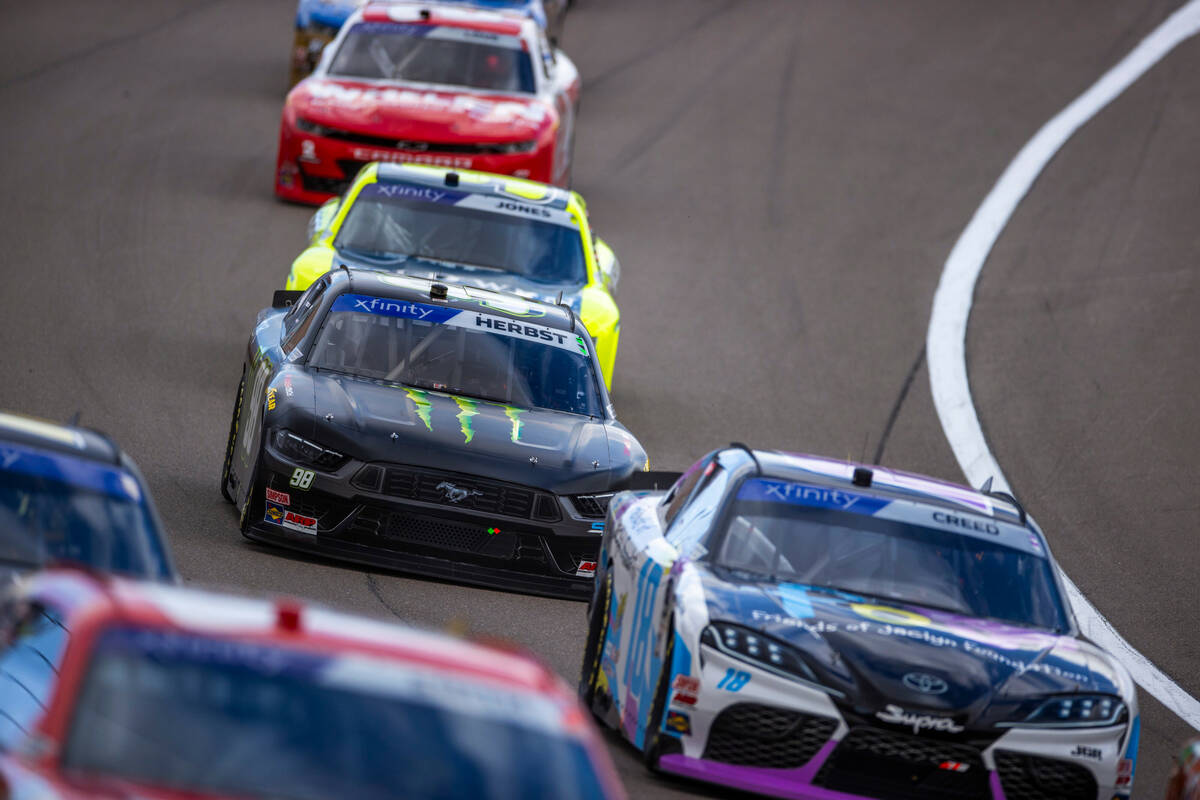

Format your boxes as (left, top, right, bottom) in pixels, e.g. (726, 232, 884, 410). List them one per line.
(352, 508, 516, 558)
(814, 726, 988, 800)
(571, 493, 611, 519)
(702, 703, 836, 769)
(354, 463, 560, 521)
(299, 169, 350, 196)
(995, 751, 1098, 800)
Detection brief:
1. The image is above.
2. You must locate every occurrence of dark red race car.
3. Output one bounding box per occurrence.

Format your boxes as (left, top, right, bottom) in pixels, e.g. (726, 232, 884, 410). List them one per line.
(276, 2, 581, 205)
(0, 568, 625, 799)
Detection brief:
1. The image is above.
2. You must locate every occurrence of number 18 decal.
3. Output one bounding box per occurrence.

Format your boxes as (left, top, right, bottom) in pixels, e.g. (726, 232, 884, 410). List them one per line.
(717, 669, 751, 692)
(289, 468, 314, 489)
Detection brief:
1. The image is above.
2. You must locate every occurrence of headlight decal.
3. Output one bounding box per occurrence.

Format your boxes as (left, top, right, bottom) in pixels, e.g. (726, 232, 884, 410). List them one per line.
(273, 429, 347, 471)
(700, 622, 842, 698)
(999, 694, 1128, 728)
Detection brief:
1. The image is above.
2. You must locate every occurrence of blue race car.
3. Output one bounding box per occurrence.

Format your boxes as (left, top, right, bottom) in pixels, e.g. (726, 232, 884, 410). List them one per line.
(581, 445, 1140, 800)
(289, 0, 571, 86)
(0, 410, 176, 581)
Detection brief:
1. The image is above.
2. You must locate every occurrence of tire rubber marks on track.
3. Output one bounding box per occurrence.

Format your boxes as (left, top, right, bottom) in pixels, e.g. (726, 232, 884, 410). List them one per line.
(926, 0, 1200, 728)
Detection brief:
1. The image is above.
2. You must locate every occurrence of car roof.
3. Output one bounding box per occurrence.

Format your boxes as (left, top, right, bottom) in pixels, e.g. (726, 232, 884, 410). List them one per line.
(0, 410, 121, 466)
(327, 267, 581, 332)
(743, 448, 1029, 528)
(30, 569, 567, 698)
(373, 162, 575, 212)
(359, 2, 535, 37)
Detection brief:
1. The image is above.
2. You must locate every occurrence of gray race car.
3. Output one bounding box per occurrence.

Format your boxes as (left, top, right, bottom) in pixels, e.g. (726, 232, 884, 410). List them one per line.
(221, 267, 647, 598)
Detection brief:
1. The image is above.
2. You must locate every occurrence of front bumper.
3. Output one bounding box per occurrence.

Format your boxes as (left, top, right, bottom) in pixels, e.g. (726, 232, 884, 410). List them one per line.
(245, 446, 604, 599)
(275, 123, 557, 205)
(654, 646, 1131, 800)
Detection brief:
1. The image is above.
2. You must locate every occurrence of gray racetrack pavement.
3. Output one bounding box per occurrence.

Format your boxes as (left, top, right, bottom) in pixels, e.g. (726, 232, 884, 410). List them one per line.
(0, 1, 1194, 797)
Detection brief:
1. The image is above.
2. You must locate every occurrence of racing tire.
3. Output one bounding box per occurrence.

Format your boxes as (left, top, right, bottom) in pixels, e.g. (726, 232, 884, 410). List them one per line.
(642, 616, 675, 772)
(219, 369, 246, 503)
(578, 570, 612, 712)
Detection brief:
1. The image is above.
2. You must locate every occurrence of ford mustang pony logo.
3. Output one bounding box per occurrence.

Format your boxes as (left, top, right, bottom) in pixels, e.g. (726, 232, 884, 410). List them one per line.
(875, 704, 964, 734)
(436, 481, 484, 504)
(902, 672, 949, 695)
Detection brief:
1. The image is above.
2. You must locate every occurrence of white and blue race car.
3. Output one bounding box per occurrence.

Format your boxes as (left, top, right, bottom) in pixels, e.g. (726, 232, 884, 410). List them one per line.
(580, 445, 1140, 800)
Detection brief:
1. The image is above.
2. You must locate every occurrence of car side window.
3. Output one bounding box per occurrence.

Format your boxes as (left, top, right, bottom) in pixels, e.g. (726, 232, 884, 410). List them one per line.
(0, 602, 70, 750)
(662, 460, 707, 527)
(282, 278, 329, 353)
(666, 461, 730, 557)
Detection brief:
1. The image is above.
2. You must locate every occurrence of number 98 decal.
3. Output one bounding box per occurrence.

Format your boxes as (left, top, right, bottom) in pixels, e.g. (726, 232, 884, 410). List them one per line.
(289, 468, 314, 489)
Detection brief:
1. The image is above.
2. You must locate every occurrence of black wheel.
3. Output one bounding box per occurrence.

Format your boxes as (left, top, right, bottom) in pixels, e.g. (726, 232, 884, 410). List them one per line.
(642, 617, 675, 771)
(219, 369, 246, 503)
(578, 570, 612, 710)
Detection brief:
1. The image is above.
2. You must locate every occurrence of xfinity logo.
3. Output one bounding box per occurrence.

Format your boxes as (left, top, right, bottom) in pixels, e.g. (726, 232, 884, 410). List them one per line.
(352, 298, 436, 318)
(902, 673, 949, 695)
(875, 705, 964, 734)
(375, 184, 447, 203)
(763, 482, 861, 510)
(436, 481, 483, 504)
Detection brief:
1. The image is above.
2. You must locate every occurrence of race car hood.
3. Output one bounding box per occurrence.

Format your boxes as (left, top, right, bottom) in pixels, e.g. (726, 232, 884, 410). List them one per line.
(291, 78, 553, 142)
(304, 372, 622, 494)
(335, 251, 585, 313)
(696, 565, 1125, 729)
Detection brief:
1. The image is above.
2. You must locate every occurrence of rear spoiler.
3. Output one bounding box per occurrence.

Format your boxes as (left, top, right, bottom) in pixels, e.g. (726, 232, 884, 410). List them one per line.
(624, 471, 682, 492)
(272, 290, 304, 309)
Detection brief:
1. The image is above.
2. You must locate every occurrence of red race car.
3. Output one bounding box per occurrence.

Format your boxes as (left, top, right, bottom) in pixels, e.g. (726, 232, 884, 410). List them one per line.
(0, 568, 625, 800)
(276, 2, 581, 205)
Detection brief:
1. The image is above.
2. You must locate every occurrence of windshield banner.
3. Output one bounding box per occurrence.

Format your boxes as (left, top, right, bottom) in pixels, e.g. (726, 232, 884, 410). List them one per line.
(361, 182, 580, 229)
(331, 293, 589, 355)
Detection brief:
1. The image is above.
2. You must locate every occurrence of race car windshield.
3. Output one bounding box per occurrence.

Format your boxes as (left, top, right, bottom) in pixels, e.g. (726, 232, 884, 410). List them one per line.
(307, 298, 602, 417)
(0, 463, 171, 580)
(328, 23, 536, 93)
(714, 482, 1069, 631)
(335, 195, 587, 286)
(63, 629, 608, 800)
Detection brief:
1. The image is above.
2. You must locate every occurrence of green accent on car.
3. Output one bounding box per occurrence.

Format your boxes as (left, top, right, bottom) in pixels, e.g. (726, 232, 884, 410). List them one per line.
(453, 397, 478, 444)
(405, 388, 433, 432)
(503, 406, 524, 443)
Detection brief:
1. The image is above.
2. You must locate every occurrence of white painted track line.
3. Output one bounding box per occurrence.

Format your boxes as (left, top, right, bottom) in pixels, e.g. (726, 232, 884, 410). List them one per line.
(927, 0, 1200, 729)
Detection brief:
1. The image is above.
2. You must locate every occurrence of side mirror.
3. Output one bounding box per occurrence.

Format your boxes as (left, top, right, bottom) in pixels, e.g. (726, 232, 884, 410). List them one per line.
(306, 197, 340, 243)
(595, 237, 620, 294)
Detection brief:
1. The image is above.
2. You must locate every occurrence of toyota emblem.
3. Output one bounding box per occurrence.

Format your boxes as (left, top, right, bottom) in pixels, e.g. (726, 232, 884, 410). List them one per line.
(902, 672, 949, 695)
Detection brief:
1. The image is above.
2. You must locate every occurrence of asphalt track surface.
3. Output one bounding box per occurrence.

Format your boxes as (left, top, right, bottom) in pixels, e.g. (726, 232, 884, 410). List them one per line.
(0, 2, 1195, 798)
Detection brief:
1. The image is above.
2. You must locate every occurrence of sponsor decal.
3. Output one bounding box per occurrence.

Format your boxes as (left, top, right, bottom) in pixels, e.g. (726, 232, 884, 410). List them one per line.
(664, 710, 691, 736)
(875, 705, 964, 735)
(283, 376, 294, 398)
(352, 148, 474, 168)
(1071, 745, 1102, 761)
(671, 691, 697, 706)
(486, 526, 501, 536)
(575, 560, 597, 578)
(265, 503, 285, 523)
(435, 481, 483, 504)
(590, 521, 605, 532)
(331, 294, 458, 322)
(363, 183, 466, 205)
(265, 488, 291, 506)
(672, 675, 700, 694)
(902, 672, 949, 695)
(282, 509, 318, 534)
(266, 388, 277, 411)
(939, 761, 970, 773)
(748, 609, 1092, 683)
(307, 81, 547, 125)
(737, 478, 889, 515)
(1116, 758, 1133, 787)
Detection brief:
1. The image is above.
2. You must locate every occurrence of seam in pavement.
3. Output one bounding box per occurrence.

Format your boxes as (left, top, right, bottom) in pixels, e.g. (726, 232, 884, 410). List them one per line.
(0, 0, 223, 91)
(872, 346, 926, 465)
(366, 573, 407, 621)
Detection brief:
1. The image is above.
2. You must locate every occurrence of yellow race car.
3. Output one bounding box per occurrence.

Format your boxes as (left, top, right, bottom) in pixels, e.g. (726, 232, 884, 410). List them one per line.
(286, 163, 623, 387)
